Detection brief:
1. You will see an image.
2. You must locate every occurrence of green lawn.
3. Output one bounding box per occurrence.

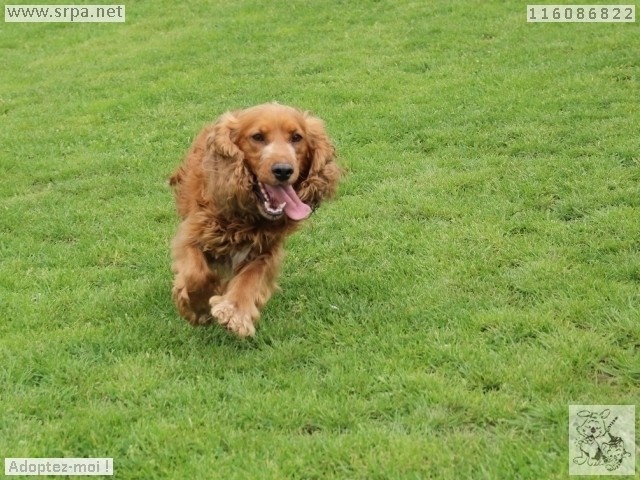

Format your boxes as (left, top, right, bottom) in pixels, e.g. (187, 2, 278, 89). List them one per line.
(1, 1, 639, 478)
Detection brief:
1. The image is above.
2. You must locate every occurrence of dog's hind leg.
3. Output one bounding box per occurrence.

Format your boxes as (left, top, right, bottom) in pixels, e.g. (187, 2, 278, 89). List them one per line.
(171, 223, 220, 325)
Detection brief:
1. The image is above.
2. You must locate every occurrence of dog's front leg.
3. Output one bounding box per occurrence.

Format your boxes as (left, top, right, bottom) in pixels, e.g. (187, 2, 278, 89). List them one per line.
(210, 248, 282, 337)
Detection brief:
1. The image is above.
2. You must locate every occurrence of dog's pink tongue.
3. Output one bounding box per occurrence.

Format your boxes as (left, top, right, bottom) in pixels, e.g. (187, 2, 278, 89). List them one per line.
(264, 184, 312, 220)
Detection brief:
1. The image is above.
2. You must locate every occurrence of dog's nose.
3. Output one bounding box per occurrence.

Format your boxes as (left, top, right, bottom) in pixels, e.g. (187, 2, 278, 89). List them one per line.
(271, 163, 294, 182)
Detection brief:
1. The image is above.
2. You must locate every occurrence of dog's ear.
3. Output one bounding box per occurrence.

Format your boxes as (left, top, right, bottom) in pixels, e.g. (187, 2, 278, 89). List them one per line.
(206, 111, 244, 162)
(298, 112, 342, 208)
(203, 111, 252, 197)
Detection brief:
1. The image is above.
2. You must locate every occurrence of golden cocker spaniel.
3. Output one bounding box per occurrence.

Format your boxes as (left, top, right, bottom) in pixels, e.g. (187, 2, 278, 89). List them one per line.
(170, 103, 341, 337)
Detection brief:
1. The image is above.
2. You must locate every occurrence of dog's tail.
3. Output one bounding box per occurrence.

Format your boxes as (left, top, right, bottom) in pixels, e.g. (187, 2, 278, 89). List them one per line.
(169, 167, 184, 188)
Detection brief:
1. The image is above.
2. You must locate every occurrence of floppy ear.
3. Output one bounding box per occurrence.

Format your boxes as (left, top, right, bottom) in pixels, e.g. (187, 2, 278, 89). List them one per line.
(206, 112, 244, 162)
(299, 113, 342, 208)
(204, 111, 252, 197)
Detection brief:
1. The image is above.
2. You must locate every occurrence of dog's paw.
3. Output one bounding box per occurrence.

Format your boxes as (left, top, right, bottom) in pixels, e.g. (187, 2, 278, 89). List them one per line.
(210, 296, 256, 338)
(173, 283, 214, 326)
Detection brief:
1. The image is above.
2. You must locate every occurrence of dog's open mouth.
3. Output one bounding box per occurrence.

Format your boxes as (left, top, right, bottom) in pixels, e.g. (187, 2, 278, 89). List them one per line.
(253, 180, 311, 221)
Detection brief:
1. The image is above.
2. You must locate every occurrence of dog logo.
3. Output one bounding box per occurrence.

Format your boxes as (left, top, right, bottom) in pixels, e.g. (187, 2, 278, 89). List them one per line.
(569, 405, 635, 476)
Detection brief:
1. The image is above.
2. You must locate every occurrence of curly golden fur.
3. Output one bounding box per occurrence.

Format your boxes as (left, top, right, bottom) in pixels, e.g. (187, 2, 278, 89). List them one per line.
(170, 103, 340, 337)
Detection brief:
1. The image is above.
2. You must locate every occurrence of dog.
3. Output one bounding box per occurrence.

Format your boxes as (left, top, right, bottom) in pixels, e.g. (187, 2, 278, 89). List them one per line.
(573, 409, 613, 466)
(169, 103, 341, 337)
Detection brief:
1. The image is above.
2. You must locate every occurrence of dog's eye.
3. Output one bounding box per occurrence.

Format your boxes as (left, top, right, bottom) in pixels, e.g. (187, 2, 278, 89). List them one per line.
(291, 133, 303, 143)
(251, 133, 265, 142)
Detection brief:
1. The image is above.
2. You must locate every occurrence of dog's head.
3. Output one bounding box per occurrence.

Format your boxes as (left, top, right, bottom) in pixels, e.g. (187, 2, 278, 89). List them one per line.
(576, 409, 610, 439)
(206, 103, 340, 221)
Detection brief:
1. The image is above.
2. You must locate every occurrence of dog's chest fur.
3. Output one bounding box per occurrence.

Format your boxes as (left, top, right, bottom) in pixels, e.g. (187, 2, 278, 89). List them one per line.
(203, 242, 256, 275)
(201, 224, 281, 276)
(230, 245, 253, 271)
(196, 210, 295, 279)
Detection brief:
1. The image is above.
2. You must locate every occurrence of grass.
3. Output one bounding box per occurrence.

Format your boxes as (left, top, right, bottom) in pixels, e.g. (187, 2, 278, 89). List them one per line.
(1, 0, 639, 478)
